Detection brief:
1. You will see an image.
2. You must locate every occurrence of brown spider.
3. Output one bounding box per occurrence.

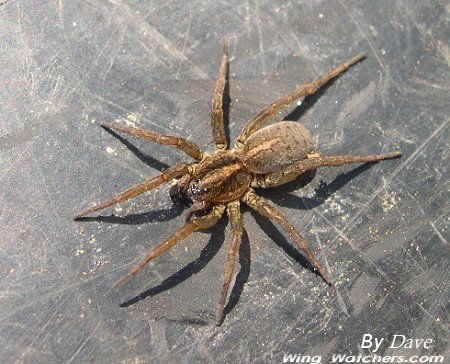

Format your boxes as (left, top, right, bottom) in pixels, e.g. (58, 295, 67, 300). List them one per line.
(75, 41, 401, 325)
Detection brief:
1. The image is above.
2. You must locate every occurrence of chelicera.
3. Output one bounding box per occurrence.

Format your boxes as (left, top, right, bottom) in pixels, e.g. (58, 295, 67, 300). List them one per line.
(75, 41, 401, 325)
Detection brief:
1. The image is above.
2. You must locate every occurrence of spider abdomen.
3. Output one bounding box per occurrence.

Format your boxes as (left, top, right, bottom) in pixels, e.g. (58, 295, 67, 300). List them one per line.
(241, 121, 315, 174)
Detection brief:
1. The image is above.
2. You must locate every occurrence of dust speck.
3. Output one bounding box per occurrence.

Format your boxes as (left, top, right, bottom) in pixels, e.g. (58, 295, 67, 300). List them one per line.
(380, 191, 400, 212)
(106, 146, 117, 155)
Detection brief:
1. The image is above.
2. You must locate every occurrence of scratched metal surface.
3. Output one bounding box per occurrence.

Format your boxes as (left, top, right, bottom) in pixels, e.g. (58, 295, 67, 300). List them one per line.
(1, 0, 449, 362)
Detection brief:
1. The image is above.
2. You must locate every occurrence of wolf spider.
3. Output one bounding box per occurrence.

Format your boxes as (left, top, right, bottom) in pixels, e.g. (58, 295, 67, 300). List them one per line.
(75, 41, 401, 325)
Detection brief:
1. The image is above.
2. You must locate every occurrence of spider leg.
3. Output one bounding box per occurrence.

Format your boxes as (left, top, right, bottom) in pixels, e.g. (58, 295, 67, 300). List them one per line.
(243, 189, 330, 284)
(217, 200, 243, 326)
(114, 205, 226, 288)
(210, 39, 229, 150)
(236, 53, 366, 147)
(74, 163, 192, 219)
(254, 151, 402, 188)
(101, 122, 204, 160)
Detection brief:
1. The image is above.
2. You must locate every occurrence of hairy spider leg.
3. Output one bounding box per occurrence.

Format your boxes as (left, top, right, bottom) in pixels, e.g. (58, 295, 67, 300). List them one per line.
(74, 163, 192, 219)
(114, 205, 226, 288)
(216, 200, 243, 326)
(254, 151, 402, 189)
(243, 189, 331, 284)
(101, 122, 204, 161)
(211, 39, 229, 150)
(236, 53, 366, 148)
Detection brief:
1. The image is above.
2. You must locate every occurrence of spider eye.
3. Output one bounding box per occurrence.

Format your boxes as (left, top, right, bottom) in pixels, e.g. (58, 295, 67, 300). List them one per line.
(189, 180, 205, 197)
(187, 179, 213, 201)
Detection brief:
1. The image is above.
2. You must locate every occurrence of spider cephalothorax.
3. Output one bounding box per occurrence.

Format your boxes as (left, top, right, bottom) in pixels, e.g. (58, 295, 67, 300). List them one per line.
(186, 153, 253, 203)
(75, 40, 401, 325)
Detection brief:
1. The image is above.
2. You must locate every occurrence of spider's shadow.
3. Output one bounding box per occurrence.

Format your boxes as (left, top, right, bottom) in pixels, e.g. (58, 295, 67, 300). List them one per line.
(119, 224, 251, 326)
(259, 162, 374, 210)
(223, 52, 336, 147)
(120, 222, 227, 307)
(77, 127, 182, 225)
(223, 59, 232, 148)
(77, 204, 184, 225)
(116, 163, 374, 324)
(283, 79, 334, 122)
(119, 218, 252, 324)
(102, 127, 170, 172)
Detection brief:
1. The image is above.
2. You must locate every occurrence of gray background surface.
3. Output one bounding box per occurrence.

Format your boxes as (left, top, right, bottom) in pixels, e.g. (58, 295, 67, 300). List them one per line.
(1, 0, 449, 363)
